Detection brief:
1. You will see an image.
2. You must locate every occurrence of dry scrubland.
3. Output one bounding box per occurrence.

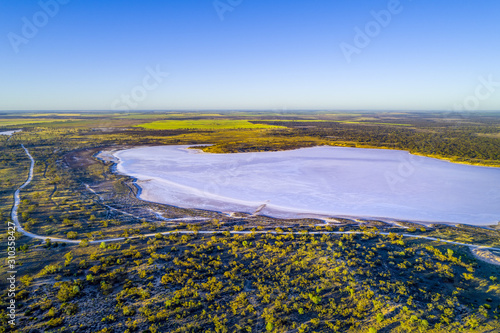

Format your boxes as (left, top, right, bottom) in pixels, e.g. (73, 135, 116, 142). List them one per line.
(0, 111, 499, 332)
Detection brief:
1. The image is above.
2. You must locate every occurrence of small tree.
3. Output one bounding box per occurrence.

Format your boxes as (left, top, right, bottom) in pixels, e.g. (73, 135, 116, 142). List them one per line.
(67, 231, 77, 239)
(64, 251, 73, 266)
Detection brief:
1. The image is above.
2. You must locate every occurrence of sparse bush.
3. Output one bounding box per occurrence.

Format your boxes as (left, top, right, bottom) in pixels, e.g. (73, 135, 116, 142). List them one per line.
(67, 231, 78, 239)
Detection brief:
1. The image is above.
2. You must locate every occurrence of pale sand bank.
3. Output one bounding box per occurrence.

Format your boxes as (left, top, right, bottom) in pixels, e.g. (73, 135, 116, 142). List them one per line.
(472, 248, 500, 266)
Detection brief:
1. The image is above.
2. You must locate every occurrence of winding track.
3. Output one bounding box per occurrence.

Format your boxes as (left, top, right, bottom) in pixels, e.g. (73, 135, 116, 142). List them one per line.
(9, 145, 500, 257)
(9, 145, 79, 243)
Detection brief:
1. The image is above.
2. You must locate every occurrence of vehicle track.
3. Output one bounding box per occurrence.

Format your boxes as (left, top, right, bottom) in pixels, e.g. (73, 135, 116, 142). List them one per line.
(10, 145, 500, 263)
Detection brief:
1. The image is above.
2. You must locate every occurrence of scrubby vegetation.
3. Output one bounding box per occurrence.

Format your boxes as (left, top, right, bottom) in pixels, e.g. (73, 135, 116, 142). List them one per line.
(0, 110, 499, 332)
(2, 231, 500, 332)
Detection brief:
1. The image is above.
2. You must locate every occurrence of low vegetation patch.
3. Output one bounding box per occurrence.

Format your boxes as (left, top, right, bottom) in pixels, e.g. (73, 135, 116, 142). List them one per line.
(136, 119, 286, 130)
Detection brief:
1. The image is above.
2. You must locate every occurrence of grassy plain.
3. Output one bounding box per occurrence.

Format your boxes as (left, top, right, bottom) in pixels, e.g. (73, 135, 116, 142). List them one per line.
(0, 119, 72, 127)
(136, 119, 286, 130)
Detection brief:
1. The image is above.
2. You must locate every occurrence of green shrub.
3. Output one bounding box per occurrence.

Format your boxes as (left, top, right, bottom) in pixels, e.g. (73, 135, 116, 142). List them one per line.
(67, 231, 78, 239)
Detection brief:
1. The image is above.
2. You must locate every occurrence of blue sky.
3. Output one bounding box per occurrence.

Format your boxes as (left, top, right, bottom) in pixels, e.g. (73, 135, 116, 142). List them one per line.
(1, 0, 499, 111)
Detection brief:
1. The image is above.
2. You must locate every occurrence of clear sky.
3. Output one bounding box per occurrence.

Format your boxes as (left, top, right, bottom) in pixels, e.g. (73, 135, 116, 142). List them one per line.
(1, 0, 499, 111)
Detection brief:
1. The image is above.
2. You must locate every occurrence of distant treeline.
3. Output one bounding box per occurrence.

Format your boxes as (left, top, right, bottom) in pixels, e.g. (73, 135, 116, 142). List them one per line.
(256, 119, 500, 164)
